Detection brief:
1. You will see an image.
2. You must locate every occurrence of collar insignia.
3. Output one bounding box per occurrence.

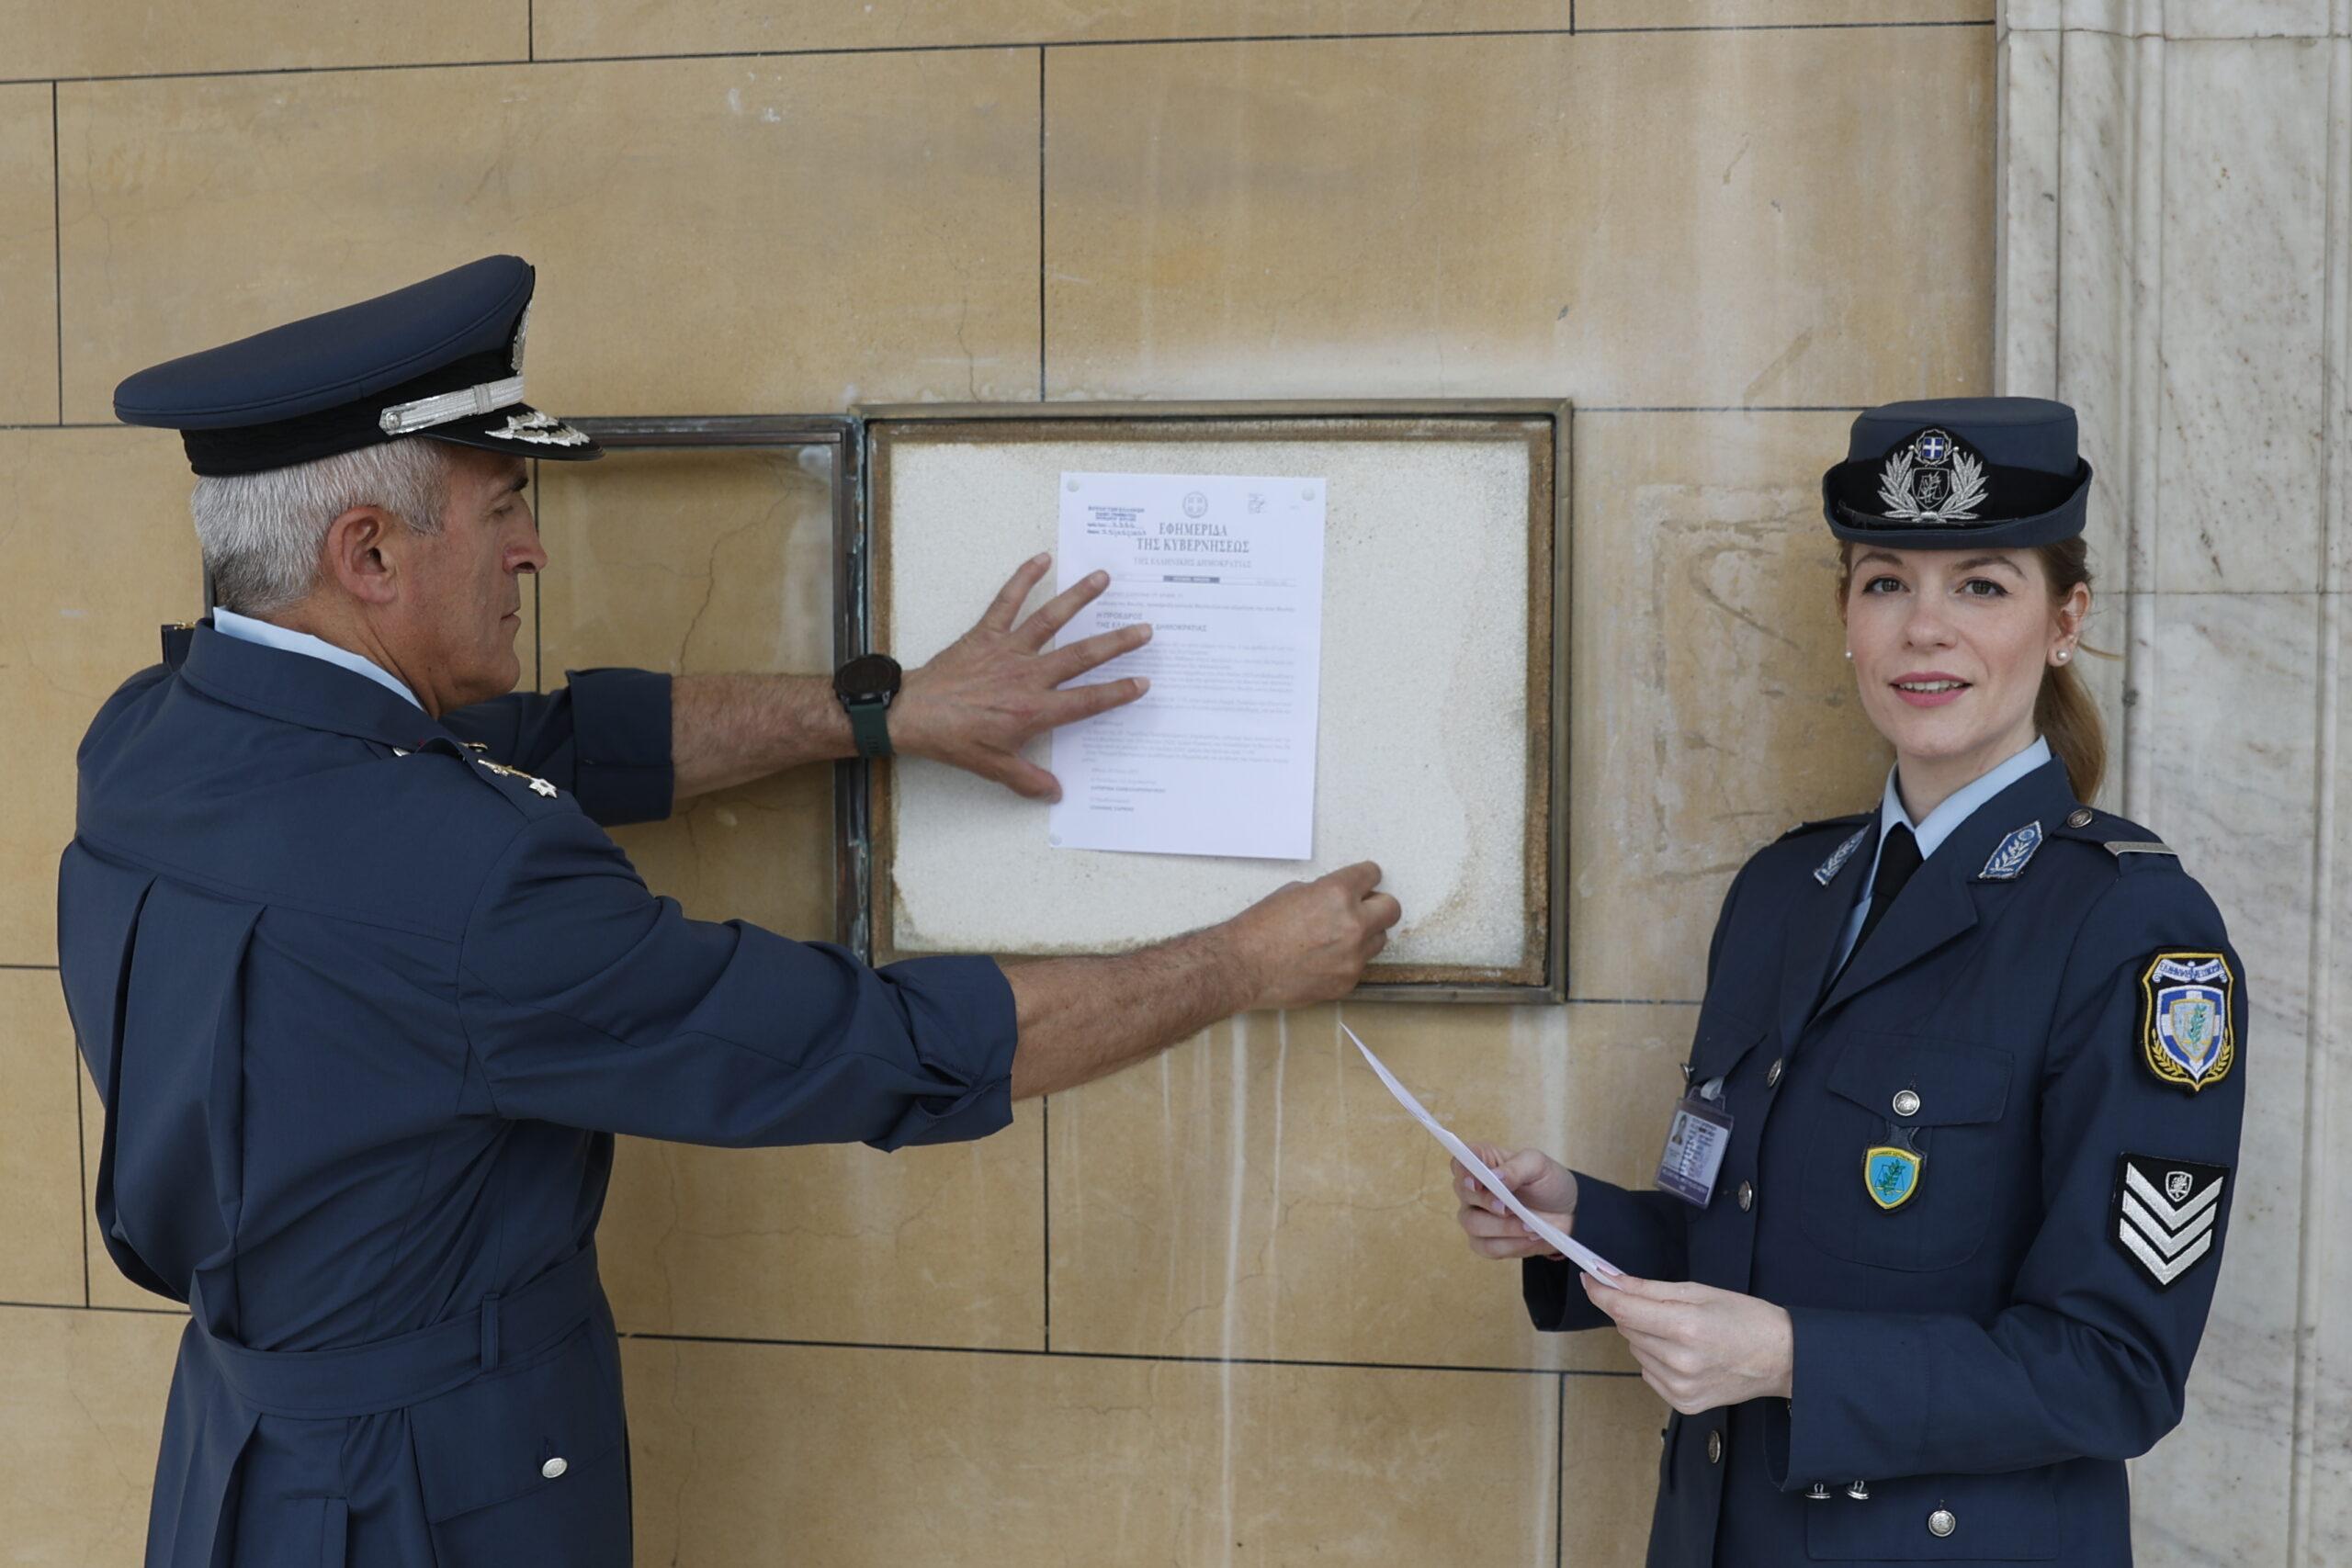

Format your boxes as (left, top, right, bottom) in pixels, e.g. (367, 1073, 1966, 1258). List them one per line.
(1815, 827, 1869, 886)
(477, 757, 560, 798)
(1976, 821, 2044, 881)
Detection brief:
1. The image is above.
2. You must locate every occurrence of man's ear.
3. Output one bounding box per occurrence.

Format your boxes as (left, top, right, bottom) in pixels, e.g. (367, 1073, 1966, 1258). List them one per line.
(319, 506, 402, 606)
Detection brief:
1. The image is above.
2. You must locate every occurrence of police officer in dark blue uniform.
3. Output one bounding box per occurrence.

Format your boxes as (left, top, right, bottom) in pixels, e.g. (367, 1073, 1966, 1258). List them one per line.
(60, 256, 1402, 1568)
(1452, 399, 2245, 1566)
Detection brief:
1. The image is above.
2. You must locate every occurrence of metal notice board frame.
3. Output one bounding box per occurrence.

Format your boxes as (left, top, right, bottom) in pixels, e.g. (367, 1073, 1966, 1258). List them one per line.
(572, 400, 1570, 1004)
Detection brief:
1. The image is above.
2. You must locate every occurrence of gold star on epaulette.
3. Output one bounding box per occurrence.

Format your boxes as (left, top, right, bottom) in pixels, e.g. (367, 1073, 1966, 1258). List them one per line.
(476, 758, 560, 798)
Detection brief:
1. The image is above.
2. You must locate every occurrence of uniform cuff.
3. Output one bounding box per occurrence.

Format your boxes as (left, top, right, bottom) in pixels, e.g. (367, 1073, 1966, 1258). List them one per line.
(1521, 1172, 1666, 1332)
(1781, 1305, 1929, 1489)
(565, 668, 673, 826)
(863, 954, 1019, 1151)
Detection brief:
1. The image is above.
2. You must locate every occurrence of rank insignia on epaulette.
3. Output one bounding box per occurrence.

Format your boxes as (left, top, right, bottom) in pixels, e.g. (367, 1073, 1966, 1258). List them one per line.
(1863, 1145, 1922, 1210)
(476, 758, 559, 798)
(1977, 820, 2044, 881)
(2139, 952, 2234, 1092)
(1815, 827, 1869, 886)
(2113, 1155, 2228, 1287)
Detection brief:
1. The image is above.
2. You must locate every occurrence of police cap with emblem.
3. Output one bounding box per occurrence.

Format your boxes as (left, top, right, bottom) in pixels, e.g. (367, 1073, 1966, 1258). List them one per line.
(1821, 396, 2089, 550)
(113, 255, 600, 476)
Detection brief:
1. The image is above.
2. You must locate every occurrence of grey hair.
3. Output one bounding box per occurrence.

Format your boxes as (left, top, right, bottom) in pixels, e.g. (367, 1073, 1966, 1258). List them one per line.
(191, 438, 454, 615)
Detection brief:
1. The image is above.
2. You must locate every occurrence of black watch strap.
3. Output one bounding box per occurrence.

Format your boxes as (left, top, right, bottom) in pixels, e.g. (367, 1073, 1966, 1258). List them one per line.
(845, 697, 893, 760)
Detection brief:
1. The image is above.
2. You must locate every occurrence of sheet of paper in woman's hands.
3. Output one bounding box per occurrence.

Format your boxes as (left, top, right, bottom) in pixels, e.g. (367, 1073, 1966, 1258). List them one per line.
(1343, 1022, 1622, 1283)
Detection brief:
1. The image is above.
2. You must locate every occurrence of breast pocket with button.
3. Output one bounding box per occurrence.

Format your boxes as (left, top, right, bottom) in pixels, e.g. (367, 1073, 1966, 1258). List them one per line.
(1797, 1034, 2016, 1272)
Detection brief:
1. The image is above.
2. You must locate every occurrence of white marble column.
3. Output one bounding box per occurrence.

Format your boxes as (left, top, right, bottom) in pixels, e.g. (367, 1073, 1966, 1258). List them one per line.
(1997, 3, 2349, 1562)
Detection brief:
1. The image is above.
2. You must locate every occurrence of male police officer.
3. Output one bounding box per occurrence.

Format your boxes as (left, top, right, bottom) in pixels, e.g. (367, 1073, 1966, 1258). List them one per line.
(60, 255, 1400, 1568)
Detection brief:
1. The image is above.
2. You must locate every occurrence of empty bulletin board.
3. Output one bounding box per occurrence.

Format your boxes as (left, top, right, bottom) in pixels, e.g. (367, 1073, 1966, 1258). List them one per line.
(851, 403, 1568, 1001)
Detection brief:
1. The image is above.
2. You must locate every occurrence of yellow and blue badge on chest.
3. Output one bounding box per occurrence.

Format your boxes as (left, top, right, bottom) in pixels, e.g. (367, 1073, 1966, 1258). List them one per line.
(2140, 951, 2235, 1093)
(1863, 1137, 1923, 1210)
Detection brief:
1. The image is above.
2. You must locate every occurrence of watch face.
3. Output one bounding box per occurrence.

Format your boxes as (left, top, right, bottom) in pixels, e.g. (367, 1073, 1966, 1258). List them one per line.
(834, 652, 902, 703)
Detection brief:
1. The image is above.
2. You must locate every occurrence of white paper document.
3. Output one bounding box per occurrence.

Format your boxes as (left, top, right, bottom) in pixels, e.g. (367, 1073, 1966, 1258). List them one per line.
(1343, 1023, 1623, 1283)
(1048, 471, 1326, 860)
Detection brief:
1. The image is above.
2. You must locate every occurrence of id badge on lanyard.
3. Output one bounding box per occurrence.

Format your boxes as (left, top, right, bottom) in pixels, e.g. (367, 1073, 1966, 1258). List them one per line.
(1657, 1078, 1734, 1208)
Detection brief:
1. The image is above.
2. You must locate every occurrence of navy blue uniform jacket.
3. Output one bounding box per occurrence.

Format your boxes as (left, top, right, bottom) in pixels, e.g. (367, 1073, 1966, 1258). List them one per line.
(1524, 759, 2246, 1567)
(57, 626, 1018, 1567)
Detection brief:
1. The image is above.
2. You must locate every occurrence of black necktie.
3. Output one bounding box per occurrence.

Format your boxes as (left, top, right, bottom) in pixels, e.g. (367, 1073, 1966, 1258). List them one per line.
(1849, 823, 1923, 961)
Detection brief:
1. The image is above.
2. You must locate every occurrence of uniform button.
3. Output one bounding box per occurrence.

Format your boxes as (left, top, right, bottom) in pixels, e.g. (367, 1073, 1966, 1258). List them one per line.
(1846, 1481, 1871, 1501)
(1928, 1508, 1956, 1538)
(541, 1457, 569, 1480)
(1892, 1089, 1921, 1118)
(1805, 1483, 1832, 1501)
(2067, 807, 2094, 829)
(1706, 1430, 1724, 1464)
(1736, 1181, 1755, 1212)
(1766, 1058, 1784, 1089)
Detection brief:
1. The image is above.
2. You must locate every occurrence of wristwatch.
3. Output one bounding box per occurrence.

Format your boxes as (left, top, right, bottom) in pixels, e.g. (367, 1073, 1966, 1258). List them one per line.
(832, 653, 902, 760)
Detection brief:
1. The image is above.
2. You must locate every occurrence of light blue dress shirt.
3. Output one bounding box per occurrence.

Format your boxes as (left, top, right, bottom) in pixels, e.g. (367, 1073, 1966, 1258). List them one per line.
(211, 607, 423, 712)
(1831, 735, 2054, 972)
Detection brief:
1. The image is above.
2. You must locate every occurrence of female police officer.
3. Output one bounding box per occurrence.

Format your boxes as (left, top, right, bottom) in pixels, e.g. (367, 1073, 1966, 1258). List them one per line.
(1453, 398, 2246, 1566)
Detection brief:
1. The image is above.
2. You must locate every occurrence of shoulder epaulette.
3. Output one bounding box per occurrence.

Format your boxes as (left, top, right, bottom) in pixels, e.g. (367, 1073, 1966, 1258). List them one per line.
(2052, 807, 2179, 869)
(1776, 811, 1873, 843)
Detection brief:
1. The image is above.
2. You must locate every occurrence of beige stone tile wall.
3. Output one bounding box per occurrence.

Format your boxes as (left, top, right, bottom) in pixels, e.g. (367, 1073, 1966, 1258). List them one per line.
(5, 9, 2002, 1565)
(0, 85, 57, 424)
(2, 1, 527, 80)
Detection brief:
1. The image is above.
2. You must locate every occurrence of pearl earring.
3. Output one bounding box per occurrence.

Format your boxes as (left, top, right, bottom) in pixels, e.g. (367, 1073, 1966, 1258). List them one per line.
(1843, 649, 1853, 660)
(2056, 649, 2071, 663)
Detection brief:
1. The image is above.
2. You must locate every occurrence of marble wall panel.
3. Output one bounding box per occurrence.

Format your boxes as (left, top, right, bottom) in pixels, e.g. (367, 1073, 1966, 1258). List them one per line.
(1044, 30, 1993, 406)
(2153, 39, 2331, 592)
(2313, 599, 2352, 1565)
(2128, 591, 2317, 1565)
(1568, 412, 1891, 1003)
(2, 1, 525, 81)
(0, 975, 85, 1308)
(1996, 25, 2063, 399)
(623, 1336, 1578, 1566)
(0, 85, 57, 424)
(2005, 0, 2338, 33)
(2052, 23, 2135, 591)
(54, 51, 1040, 423)
(0, 431, 203, 966)
(535, 0, 1571, 60)
(1046, 1001, 1679, 1371)
(0, 1304, 180, 1567)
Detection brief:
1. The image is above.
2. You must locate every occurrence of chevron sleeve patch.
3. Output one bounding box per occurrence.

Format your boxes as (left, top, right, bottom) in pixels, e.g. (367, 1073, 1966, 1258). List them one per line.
(2112, 1154, 2230, 1289)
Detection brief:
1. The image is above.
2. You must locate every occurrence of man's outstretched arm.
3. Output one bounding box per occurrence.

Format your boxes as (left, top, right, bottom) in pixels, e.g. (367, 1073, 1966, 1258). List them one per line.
(670, 554, 1149, 802)
(1003, 863, 1402, 1100)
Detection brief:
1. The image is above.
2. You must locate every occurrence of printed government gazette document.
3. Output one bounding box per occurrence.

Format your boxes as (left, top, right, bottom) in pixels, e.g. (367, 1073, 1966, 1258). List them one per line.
(1048, 470, 1327, 860)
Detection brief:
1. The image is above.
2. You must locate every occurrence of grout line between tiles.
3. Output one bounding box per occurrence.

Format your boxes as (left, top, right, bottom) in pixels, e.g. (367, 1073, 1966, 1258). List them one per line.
(51, 82, 62, 425)
(73, 1036, 90, 1309)
(1040, 1094, 1051, 1352)
(0, 1298, 183, 1317)
(0, 17, 2002, 89)
(1554, 1371, 1567, 1568)
(620, 1328, 1642, 1381)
